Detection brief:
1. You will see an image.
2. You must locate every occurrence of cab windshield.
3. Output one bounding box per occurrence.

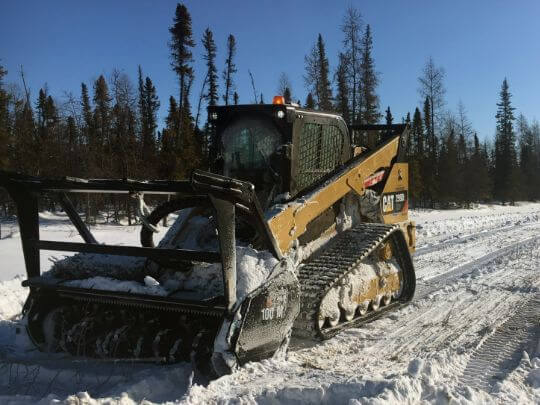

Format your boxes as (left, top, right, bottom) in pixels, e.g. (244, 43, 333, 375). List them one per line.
(221, 117, 282, 206)
(222, 118, 281, 175)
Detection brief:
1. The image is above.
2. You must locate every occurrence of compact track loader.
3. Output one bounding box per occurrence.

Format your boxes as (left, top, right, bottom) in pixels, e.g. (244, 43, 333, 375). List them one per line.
(0, 98, 415, 376)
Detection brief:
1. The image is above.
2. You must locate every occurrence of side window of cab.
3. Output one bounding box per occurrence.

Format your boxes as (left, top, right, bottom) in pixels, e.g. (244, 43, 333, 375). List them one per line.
(294, 123, 344, 194)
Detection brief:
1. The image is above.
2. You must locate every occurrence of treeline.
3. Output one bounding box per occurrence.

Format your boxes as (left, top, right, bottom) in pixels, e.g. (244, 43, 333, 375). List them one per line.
(0, 3, 539, 219)
(302, 8, 381, 126)
(0, 4, 241, 183)
(298, 9, 540, 207)
(0, 4, 239, 219)
(407, 72, 540, 208)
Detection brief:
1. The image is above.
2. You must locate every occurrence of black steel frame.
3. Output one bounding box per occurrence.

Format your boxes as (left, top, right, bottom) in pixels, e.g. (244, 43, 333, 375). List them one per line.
(0, 170, 281, 314)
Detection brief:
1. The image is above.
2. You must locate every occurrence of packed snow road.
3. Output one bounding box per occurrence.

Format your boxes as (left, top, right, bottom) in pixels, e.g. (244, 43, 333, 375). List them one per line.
(0, 203, 539, 404)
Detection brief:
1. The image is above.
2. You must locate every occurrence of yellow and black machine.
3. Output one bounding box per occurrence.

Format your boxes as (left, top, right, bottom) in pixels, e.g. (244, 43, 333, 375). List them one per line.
(0, 96, 415, 377)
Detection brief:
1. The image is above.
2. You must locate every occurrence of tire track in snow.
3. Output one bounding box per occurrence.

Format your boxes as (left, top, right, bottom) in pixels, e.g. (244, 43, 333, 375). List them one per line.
(415, 234, 540, 300)
(414, 220, 540, 282)
(385, 243, 540, 360)
(414, 220, 540, 258)
(412, 209, 540, 251)
(400, 235, 540, 340)
(292, 228, 540, 367)
(283, 244, 540, 403)
(458, 295, 540, 393)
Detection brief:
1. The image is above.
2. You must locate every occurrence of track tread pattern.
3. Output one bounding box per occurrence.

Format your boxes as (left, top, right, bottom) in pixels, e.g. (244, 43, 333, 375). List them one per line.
(293, 223, 415, 339)
(459, 294, 540, 393)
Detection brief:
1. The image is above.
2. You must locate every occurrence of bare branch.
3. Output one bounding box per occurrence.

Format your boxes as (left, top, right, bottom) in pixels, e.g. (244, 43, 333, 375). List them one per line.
(248, 70, 257, 103)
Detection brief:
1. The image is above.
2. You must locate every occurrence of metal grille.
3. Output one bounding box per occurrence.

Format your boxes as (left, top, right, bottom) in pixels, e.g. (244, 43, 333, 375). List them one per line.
(296, 123, 343, 192)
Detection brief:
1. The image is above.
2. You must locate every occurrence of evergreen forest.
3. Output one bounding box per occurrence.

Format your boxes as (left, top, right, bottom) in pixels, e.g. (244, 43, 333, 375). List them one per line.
(1, 3, 539, 221)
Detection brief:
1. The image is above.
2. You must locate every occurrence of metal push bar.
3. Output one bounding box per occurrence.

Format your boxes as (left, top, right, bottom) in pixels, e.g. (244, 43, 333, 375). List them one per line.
(0, 170, 280, 314)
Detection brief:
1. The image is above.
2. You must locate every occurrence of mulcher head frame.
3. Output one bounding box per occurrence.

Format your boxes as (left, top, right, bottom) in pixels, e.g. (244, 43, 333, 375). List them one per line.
(0, 169, 300, 372)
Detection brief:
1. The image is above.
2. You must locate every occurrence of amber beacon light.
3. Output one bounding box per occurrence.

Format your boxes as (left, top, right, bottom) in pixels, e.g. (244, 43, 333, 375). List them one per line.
(272, 95, 285, 105)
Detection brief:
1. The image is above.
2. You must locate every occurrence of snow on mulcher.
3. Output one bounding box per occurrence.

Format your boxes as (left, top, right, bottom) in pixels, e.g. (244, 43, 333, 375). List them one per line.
(0, 98, 416, 377)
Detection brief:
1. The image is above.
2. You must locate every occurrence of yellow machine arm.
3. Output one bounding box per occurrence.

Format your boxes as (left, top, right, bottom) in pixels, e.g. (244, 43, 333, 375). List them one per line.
(267, 135, 414, 255)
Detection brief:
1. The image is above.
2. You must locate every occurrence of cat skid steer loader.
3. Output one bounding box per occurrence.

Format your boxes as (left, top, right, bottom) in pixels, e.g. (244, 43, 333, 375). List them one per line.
(0, 97, 415, 376)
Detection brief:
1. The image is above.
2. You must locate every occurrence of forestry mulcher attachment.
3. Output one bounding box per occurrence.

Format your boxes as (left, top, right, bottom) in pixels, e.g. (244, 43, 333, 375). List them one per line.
(0, 98, 415, 377)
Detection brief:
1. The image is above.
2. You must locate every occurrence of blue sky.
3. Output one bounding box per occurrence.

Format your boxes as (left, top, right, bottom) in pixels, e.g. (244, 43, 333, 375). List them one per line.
(2, 1, 539, 141)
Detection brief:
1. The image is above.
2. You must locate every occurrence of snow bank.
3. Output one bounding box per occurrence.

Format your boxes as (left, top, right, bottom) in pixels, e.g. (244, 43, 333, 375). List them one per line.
(411, 202, 540, 246)
(2, 202, 540, 403)
(41, 207, 280, 303)
(155, 246, 278, 302)
(0, 276, 28, 320)
(45, 246, 278, 304)
(49, 254, 148, 281)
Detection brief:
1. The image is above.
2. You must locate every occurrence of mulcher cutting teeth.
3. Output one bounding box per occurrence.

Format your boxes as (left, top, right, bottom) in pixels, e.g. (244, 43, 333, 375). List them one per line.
(27, 295, 221, 365)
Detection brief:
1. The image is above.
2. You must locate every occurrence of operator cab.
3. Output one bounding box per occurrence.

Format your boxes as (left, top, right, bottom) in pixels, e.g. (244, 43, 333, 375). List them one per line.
(208, 98, 350, 209)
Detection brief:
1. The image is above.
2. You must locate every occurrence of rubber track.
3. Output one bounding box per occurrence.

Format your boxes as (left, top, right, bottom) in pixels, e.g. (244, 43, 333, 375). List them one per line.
(293, 223, 415, 340)
(458, 294, 540, 393)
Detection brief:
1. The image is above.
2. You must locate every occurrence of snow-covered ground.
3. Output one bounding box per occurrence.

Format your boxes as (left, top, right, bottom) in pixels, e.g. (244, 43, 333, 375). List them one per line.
(1, 203, 539, 404)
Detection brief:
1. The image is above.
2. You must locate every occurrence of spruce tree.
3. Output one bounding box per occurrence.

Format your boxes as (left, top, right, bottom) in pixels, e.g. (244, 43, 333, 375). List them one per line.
(456, 132, 468, 205)
(409, 107, 424, 207)
(35, 89, 58, 175)
(316, 34, 332, 110)
(469, 133, 491, 202)
(412, 108, 425, 159)
(202, 28, 218, 106)
(530, 121, 540, 199)
(169, 3, 195, 117)
(517, 114, 537, 200)
(305, 93, 315, 109)
(334, 52, 350, 124)
(93, 75, 111, 172)
(341, 6, 362, 124)
(93, 76, 111, 141)
(283, 87, 292, 104)
(42, 95, 59, 176)
(494, 78, 518, 204)
(385, 106, 393, 125)
(222, 34, 237, 105)
(438, 127, 459, 205)
(81, 83, 93, 133)
(36, 89, 47, 133)
(233, 91, 239, 105)
(142, 76, 160, 162)
(358, 25, 380, 124)
(181, 78, 203, 175)
(137, 66, 147, 138)
(0, 64, 9, 169)
(80, 82, 94, 180)
(423, 96, 438, 206)
(13, 98, 36, 174)
(44, 96, 57, 127)
(160, 96, 180, 179)
(66, 115, 78, 167)
(304, 34, 332, 110)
